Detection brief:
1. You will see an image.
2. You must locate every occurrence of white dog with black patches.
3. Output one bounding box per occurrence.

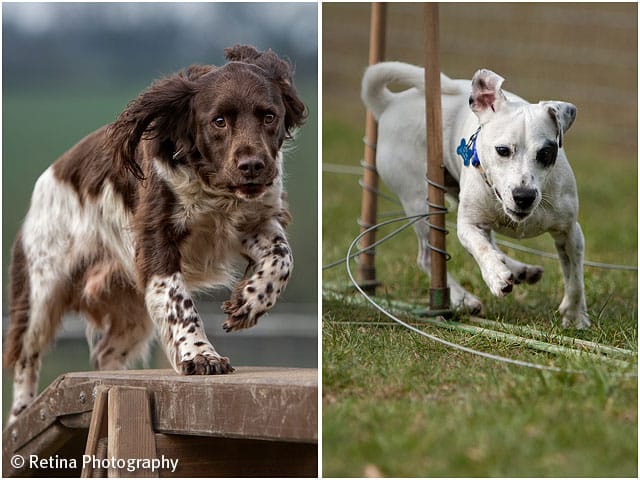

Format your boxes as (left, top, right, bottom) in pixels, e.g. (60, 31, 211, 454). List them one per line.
(362, 62, 588, 329)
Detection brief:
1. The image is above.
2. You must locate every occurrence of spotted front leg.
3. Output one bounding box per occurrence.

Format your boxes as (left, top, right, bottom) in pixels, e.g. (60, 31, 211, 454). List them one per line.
(222, 225, 292, 332)
(146, 273, 234, 374)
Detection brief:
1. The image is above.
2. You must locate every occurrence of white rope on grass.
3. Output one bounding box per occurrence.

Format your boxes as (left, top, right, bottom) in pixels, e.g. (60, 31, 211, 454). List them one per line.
(342, 214, 637, 377)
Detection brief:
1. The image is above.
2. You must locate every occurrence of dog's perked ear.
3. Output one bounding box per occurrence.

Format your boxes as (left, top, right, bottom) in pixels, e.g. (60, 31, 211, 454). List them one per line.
(224, 44, 308, 138)
(540, 101, 577, 148)
(469, 69, 508, 123)
(107, 73, 199, 180)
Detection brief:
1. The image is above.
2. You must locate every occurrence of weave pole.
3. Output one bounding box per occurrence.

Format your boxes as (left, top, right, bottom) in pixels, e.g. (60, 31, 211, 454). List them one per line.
(424, 3, 450, 311)
(357, 2, 387, 293)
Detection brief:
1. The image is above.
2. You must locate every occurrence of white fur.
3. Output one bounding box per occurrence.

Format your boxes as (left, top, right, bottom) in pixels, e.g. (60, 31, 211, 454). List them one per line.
(362, 62, 588, 328)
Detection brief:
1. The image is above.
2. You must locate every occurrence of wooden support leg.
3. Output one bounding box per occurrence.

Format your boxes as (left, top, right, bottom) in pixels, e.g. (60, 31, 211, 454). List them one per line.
(81, 387, 109, 478)
(107, 387, 158, 478)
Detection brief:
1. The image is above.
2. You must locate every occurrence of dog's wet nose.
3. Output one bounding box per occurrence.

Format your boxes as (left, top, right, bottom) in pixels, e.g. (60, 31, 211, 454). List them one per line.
(512, 187, 537, 210)
(237, 155, 265, 179)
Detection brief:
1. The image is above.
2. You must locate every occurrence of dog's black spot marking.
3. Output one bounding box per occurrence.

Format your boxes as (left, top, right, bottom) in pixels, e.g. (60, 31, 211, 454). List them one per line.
(247, 286, 256, 293)
(183, 298, 193, 309)
(271, 245, 288, 257)
(266, 283, 274, 294)
(183, 314, 199, 326)
(194, 341, 205, 347)
(187, 325, 196, 334)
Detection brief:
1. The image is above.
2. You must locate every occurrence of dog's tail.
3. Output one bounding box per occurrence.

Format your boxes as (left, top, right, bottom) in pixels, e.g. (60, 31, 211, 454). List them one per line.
(361, 61, 462, 119)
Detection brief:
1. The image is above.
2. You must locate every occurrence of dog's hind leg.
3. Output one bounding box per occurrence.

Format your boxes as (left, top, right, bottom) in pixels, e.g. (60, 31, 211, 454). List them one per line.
(82, 270, 153, 370)
(86, 308, 153, 370)
(5, 235, 67, 424)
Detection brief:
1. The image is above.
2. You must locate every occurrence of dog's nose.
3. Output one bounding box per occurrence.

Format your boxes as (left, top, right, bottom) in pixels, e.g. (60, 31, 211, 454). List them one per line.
(237, 156, 265, 178)
(512, 187, 537, 210)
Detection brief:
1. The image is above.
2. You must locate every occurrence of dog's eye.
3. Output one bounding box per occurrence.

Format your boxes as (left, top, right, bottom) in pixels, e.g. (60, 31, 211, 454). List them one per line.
(213, 116, 226, 128)
(536, 146, 558, 167)
(495, 146, 511, 157)
(264, 113, 275, 125)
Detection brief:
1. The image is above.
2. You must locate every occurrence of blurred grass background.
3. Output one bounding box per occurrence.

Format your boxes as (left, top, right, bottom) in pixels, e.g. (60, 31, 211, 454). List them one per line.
(322, 2, 637, 477)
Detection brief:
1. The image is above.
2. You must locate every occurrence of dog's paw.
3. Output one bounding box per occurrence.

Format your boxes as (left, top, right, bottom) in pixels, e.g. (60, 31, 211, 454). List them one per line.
(222, 279, 272, 332)
(561, 312, 591, 330)
(450, 286, 484, 315)
(179, 353, 234, 375)
(482, 263, 515, 297)
(559, 299, 590, 329)
(222, 306, 264, 332)
(513, 264, 544, 285)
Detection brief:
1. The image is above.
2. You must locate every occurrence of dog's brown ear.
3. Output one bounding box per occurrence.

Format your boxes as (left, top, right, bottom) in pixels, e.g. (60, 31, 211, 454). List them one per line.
(225, 44, 308, 137)
(540, 101, 576, 148)
(108, 73, 198, 180)
(469, 69, 508, 123)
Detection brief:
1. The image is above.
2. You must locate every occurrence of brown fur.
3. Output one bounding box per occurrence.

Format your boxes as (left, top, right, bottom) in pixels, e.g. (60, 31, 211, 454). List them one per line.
(4, 231, 30, 367)
(4, 44, 306, 382)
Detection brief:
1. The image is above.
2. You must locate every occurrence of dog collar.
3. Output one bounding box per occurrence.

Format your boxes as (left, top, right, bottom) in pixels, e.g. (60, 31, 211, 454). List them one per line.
(456, 127, 499, 199)
(456, 127, 481, 168)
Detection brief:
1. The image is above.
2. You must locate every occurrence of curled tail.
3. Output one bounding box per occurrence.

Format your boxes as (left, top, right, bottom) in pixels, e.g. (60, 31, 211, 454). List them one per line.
(361, 61, 462, 119)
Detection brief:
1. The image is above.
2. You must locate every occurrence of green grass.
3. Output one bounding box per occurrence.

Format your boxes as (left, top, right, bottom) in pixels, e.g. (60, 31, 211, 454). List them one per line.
(322, 116, 637, 477)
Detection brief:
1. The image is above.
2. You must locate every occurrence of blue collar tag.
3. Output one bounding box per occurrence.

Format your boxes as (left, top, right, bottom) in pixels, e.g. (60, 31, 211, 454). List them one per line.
(456, 128, 480, 168)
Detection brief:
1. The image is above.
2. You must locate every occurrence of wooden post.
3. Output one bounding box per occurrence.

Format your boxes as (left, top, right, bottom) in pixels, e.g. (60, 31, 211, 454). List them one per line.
(81, 387, 109, 478)
(107, 387, 157, 478)
(424, 3, 450, 311)
(358, 2, 387, 293)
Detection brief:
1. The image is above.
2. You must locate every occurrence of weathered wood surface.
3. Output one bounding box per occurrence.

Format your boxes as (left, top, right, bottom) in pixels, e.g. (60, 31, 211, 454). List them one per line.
(154, 434, 317, 477)
(107, 387, 157, 478)
(81, 387, 109, 478)
(3, 367, 318, 477)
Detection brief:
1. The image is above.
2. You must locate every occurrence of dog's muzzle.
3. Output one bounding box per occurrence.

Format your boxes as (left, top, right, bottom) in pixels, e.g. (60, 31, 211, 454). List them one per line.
(506, 187, 538, 221)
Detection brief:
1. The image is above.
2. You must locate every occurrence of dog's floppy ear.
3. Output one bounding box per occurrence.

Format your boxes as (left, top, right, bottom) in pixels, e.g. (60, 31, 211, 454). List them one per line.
(108, 72, 199, 180)
(540, 101, 577, 148)
(225, 44, 307, 138)
(469, 69, 508, 123)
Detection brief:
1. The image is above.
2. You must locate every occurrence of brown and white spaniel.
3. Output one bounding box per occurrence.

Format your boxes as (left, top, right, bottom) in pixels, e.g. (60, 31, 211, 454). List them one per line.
(5, 45, 307, 422)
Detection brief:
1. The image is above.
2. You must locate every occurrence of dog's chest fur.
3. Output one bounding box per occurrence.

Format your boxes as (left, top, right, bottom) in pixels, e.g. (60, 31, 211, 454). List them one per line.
(153, 161, 285, 290)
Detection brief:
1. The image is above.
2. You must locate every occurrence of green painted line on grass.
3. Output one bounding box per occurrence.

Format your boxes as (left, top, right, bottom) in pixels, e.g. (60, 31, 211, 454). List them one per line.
(467, 316, 637, 358)
(419, 317, 631, 369)
(323, 288, 634, 368)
